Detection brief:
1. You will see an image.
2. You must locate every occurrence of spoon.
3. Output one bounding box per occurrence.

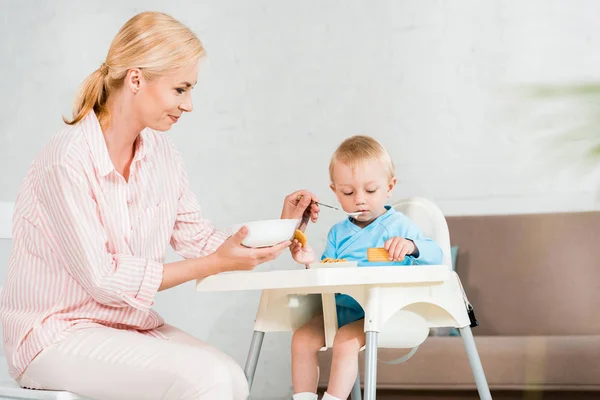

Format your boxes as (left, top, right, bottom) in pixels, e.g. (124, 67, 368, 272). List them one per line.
(311, 201, 362, 218)
(296, 195, 362, 218)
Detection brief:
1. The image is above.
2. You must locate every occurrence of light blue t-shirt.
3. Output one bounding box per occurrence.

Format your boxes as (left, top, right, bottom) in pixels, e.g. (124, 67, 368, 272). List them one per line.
(321, 205, 443, 327)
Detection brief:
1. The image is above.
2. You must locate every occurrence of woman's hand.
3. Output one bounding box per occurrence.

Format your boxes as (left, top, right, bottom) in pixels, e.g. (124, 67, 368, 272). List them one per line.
(281, 190, 320, 231)
(214, 227, 291, 272)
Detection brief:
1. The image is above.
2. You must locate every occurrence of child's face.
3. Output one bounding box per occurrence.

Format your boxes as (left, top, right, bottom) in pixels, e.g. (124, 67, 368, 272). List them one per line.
(330, 159, 396, 224)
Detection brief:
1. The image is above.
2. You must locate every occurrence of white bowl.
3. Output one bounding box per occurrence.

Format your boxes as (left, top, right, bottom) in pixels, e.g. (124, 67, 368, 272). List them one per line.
(229, 218, 299, 248)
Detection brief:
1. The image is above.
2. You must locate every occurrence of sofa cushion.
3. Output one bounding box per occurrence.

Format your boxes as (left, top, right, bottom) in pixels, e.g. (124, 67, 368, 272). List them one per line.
(446, 212, 600, 335)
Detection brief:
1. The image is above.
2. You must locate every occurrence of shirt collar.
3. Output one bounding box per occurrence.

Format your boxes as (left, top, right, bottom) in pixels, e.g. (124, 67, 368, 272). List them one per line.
(132, 130, 151, 163)
(81, 112, 152, 177)
(346, 205, 395, 230)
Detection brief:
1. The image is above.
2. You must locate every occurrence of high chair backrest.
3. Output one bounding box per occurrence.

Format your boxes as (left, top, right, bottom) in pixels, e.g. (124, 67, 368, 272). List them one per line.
(392, 197, 452, 268)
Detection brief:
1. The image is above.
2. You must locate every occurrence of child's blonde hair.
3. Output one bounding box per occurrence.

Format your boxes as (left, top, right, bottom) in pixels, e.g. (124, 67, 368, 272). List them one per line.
(64, 12, 204, 126)
(329, 135, 395, 181)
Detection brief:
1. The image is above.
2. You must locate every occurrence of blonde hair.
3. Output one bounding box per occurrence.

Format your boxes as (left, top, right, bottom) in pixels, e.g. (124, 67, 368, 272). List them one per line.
(329, 135, 395, 181)
(64, 11, 204, 125)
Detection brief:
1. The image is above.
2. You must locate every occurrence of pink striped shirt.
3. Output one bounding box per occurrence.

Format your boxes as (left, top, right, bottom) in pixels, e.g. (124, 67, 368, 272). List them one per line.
(0, 112, 229, 378)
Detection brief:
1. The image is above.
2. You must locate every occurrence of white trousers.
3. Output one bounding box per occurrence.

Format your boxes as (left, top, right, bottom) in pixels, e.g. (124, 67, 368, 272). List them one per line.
(17, 324, 249, 400)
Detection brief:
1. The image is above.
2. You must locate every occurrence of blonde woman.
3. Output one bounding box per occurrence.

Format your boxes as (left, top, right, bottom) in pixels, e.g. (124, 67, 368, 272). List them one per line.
(0, 12, 319, 400)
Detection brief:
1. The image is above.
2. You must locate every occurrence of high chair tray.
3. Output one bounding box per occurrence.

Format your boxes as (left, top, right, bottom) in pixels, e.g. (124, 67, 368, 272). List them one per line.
(196, 265, 451, 292)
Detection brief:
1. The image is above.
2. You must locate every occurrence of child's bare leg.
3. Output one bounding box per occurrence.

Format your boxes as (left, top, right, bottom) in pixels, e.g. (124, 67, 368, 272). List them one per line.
(326, 319, 366, 399)
(292, 314, 326, 394)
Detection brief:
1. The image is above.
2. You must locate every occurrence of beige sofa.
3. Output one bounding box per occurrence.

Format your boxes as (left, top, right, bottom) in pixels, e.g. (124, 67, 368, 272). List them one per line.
(318, 211, 600, 395)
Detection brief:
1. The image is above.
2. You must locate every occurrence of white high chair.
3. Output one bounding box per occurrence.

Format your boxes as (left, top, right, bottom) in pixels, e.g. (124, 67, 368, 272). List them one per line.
(196, 197, 492, 400)
(0, 202, 87, 400)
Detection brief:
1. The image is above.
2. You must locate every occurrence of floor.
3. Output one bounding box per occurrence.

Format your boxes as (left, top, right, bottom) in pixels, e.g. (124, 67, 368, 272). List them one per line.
(317, 390, 600, 400)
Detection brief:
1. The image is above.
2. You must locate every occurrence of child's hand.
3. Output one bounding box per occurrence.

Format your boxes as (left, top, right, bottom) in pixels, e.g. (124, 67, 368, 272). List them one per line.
(290, 239, 316, 266)
(384, 237, 416, 261)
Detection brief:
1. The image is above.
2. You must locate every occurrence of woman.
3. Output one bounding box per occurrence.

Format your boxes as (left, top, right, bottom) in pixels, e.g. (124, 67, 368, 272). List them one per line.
(0, 11, 319, 400)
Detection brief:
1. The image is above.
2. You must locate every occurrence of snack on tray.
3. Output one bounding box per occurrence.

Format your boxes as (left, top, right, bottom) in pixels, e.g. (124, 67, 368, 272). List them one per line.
(293, 229, 307, 247)
(321, 258, 348, 263)
(367, 247, 398, 262)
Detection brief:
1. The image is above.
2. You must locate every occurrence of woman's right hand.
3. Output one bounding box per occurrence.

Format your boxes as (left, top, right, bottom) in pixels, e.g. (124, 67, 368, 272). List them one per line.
(214, 226, 291, 272)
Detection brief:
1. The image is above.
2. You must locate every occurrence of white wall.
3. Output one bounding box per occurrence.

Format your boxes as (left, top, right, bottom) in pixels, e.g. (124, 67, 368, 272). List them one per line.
(1, 1, 599, 398)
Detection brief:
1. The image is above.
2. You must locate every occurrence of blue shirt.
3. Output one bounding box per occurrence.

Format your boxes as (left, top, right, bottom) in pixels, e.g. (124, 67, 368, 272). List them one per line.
(321, 205, 443, 327)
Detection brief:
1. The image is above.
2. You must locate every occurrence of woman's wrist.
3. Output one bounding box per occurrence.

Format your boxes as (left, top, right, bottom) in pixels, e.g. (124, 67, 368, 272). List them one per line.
(160, 254, 226, 291)
(196, 252, 228, 279)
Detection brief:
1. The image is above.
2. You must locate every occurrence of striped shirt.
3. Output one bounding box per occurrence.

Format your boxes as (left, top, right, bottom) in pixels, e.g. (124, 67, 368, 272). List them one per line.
(0, 112, 229, 378)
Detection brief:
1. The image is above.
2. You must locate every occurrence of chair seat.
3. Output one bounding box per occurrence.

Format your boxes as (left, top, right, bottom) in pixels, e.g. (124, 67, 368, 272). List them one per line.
(0, 357, 84, 400)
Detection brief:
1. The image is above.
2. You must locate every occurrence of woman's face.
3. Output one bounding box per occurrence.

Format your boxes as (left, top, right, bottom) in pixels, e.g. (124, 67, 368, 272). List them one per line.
(132, 61, 199, 132)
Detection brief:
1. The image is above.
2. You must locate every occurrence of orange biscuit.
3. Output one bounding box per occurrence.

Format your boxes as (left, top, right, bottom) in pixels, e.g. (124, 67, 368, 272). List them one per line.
(293, 229, 307, 247)
(321, 258, 347, 263)
(367, 247, 393, 262)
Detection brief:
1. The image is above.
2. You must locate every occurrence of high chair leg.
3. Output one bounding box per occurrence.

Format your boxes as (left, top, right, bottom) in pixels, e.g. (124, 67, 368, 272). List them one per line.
(363, 331, 378, 400)
(351, 370, 362, 400)
(244, 330, 265, 390)
(460, 326, 492, 400)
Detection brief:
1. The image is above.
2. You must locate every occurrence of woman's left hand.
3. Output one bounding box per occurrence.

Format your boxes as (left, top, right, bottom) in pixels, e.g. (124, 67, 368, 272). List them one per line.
(281, 190, 320, 231)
